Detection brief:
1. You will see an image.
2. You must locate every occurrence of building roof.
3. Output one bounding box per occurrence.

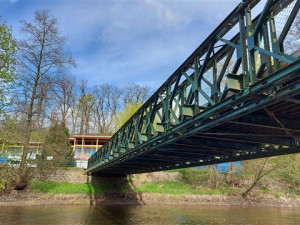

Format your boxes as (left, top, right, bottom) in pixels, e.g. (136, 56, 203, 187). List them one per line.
(71, 135, 111, 140)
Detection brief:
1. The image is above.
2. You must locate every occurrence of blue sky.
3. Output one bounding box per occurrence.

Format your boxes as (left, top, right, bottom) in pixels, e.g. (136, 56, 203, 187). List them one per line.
(1, 0, 243, 90)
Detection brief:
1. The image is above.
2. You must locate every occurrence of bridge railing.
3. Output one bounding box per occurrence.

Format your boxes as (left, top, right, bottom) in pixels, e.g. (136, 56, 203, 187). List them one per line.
(88, 0, 300, 172)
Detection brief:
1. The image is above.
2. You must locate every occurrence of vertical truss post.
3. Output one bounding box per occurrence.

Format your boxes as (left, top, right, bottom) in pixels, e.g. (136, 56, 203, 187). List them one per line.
(194, 57, 200, 106)
(165, 85, 171, 130)
(262, 23, 272, 76)
(245, 7, 256, 85)
(269, 12, 280, 71)
(212, 59, 219, 102)
(239, 12, 249, 88)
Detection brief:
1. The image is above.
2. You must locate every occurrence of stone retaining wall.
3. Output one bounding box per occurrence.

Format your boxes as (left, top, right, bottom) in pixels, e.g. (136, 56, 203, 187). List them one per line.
(33, 168, 90, 184)
(33, 169, 182, 185)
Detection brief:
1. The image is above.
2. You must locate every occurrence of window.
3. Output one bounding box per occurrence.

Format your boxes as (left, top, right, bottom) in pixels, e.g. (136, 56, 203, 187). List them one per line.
(27, 148, 38, 159)
(7, 147, 21, 155)
(7, 147, 22, 159)
(75, 148, 82, 158)
(84, 147, 92, 155)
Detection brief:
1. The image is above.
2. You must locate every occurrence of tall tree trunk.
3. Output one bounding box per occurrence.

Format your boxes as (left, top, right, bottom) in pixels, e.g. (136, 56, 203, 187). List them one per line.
(17, 71, 40, 188)
(18, 37, 44, 187)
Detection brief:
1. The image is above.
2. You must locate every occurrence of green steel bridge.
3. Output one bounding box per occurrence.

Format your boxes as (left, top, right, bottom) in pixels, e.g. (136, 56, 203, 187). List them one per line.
(88, 0, 300, 175)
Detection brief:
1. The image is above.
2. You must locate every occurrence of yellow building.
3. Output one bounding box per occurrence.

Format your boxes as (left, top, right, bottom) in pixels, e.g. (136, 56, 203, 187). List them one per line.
(70, 135, 111, 168)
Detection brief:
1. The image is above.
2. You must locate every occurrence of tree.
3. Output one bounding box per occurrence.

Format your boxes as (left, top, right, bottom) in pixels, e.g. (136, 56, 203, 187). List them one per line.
(122, 84, 150, 106)
(52, 72, 76, 124)
(40, 123, 74, 167)
(114, 102, 143, 129)
(69, 90, 79, 134)
(77, 80, 94, 134)
(92, 84, 121, 134)
(16, 10, 74, 186)
(284, 13, 300, 55)
(33, 82, 52, 129)
(0, 15, 16, 113)
(0, 117, 25, 144)
(242, 156, 293, 198)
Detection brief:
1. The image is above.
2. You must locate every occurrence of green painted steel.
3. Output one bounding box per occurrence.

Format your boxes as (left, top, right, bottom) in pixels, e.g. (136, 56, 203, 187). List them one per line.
(88, 0, 300, 174)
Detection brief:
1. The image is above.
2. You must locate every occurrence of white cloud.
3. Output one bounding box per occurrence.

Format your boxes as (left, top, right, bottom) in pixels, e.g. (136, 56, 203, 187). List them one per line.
(5, 0, 255, 90)
(48, 0, 244, 88)
(10, 0, 18, 3)
(144, 0, 189, 28)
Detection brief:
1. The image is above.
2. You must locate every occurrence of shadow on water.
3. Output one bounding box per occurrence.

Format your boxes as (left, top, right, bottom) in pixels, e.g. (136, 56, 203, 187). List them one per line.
(2, 204, 300, 225)
(82, 205, 140, 225)
(86, 172, 144, 206)
(84, 173, 144, 225)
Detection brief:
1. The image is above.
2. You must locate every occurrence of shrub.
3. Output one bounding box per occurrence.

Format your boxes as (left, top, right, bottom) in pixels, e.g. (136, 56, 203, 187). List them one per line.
(0, 164, 15, 193)
(179, 168, 209, 188)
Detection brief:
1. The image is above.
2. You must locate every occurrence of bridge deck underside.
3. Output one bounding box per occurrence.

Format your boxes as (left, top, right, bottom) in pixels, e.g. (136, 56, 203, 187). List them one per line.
(93, 78, 300, 175)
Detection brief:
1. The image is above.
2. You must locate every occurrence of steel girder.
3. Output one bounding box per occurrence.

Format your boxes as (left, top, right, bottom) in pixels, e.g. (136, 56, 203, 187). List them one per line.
(88, 0, 300, 174)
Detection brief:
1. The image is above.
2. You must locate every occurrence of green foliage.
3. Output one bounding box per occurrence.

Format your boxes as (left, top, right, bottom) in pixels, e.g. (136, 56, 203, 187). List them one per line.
(0, 15, 16, 112)
(30, 129, 48, 142)
(39, 123, 74, 167)
(242, 155, 300, 197)
(261, 187, 270, 195)
(0, 164, 14, 192)
(179, 167, 224, 189)
(290, 193, 297, 199)
(274, 192, 284, 198)
(31, 180, 105, 194)
(163, 157, 300, 198)
(180, 168, 209, 187)
(0, 117, 23, 143)
(114, 102, 143, 129)
(272, 155, 300, 194)
(135, 181, 224, 195)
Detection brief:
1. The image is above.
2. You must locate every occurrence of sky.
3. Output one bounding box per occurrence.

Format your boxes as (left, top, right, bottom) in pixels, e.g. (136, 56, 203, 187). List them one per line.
(0, 0, 244, 90)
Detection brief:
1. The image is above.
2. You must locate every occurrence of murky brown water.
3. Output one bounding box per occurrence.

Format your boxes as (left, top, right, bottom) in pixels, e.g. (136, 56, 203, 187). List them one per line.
(0, 205, 299, 225)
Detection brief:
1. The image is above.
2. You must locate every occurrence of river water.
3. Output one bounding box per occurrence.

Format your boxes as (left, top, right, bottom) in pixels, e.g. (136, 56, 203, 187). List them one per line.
(0, 205, 299, 225)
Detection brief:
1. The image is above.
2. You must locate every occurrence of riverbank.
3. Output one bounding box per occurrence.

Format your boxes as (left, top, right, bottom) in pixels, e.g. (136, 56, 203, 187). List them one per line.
(1, 163, 299, 207)
(1, 190, 300, 207)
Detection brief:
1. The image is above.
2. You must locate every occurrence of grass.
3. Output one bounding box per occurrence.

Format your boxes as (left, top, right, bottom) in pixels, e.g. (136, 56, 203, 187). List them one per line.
(135, 181, 224, 195)
(31, 180, 227, 196)
(31, 180, 105, 194)
(274, 192, 284, 198)
(290, 193, 298, 199)
(261, 187, 270, 195)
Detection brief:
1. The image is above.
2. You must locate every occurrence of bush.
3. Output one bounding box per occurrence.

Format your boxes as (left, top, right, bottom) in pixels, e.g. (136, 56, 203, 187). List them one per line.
(0, 164, 15, 193)
(179, 168, 209, 188)
(179, 167, 224, 189)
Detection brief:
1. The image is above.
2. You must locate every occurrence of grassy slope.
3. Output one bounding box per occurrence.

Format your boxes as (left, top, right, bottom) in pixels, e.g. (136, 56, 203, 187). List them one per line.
(31, 181, 105, 194)
(31, 180, 226, 195)
(135, 181, 225, 195)
(30, 155, 300, 197)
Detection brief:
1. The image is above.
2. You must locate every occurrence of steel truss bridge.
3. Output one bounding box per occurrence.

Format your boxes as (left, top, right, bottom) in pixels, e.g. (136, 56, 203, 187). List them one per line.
(88, 0, 300, 175)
